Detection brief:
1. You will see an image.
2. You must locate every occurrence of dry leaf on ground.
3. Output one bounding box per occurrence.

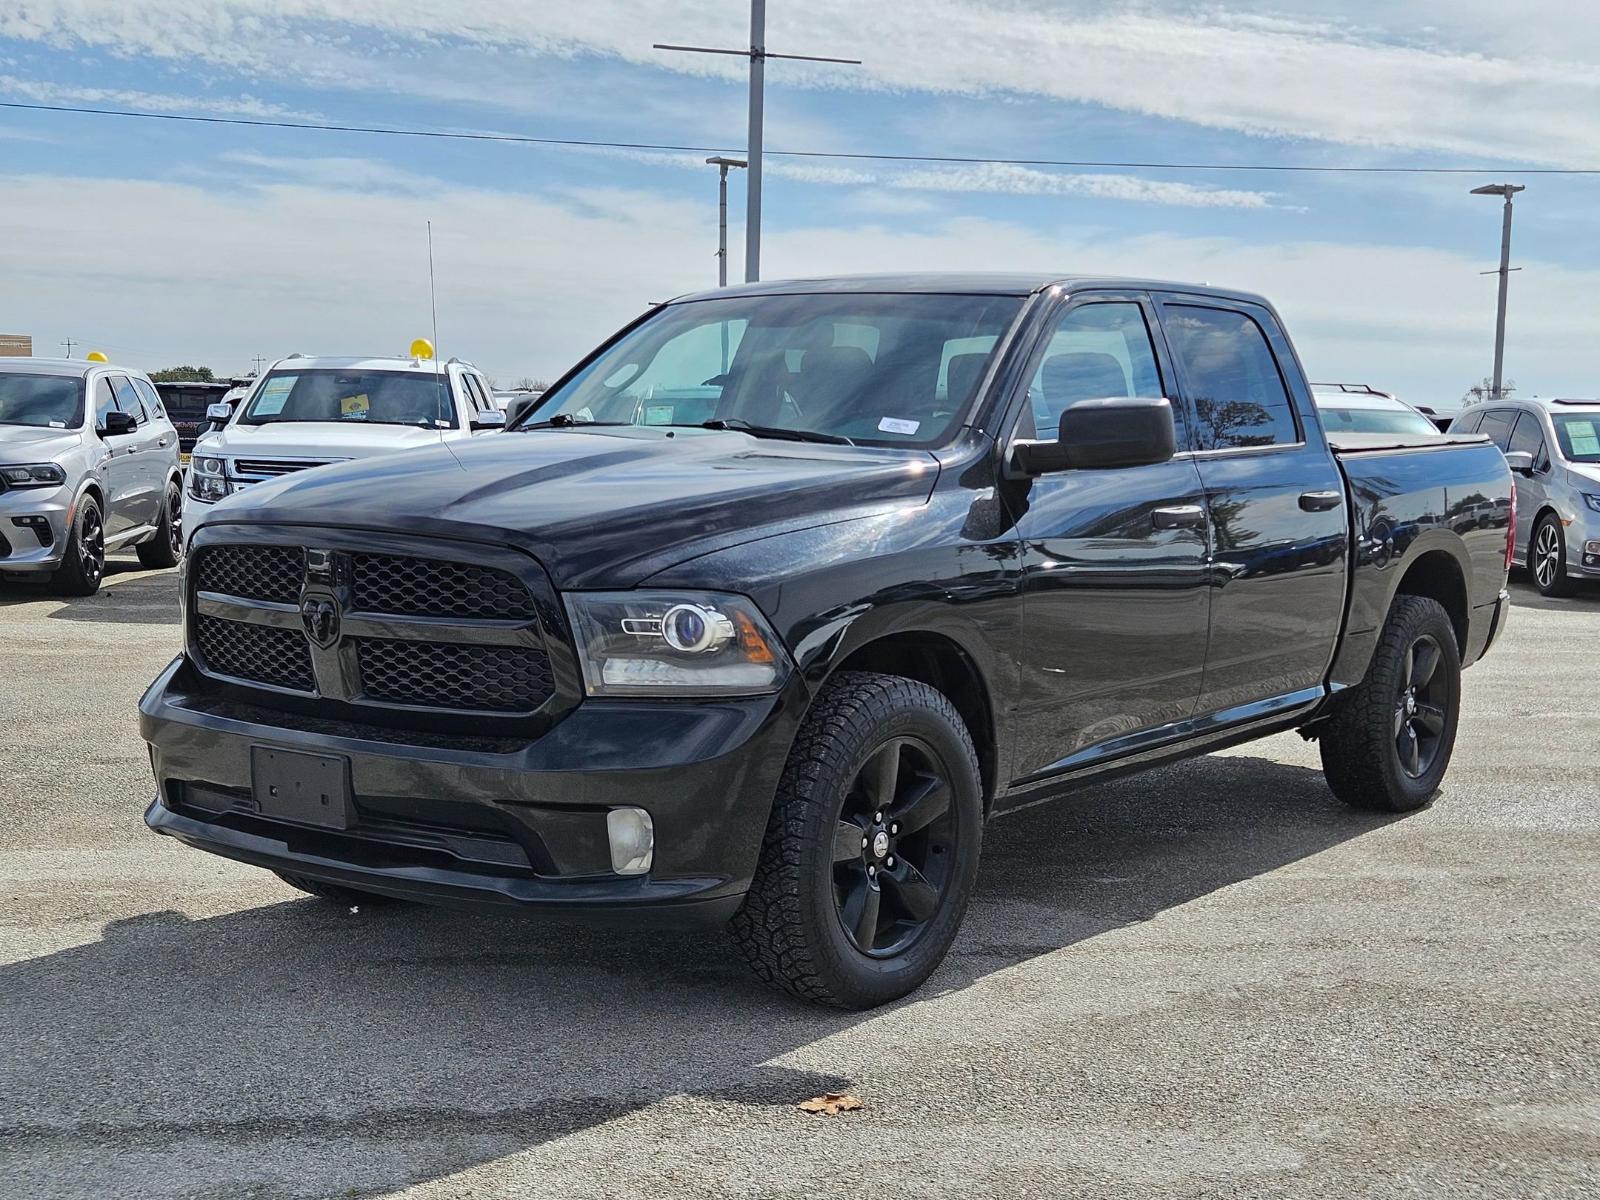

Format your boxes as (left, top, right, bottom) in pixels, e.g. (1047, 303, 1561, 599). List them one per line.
(797, 1092, 863, 1115)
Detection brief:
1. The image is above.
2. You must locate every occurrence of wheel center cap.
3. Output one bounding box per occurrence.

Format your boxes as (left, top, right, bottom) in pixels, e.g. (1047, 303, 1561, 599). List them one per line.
(1405, 692, 1417, 715)
(871, 831, 890, 859)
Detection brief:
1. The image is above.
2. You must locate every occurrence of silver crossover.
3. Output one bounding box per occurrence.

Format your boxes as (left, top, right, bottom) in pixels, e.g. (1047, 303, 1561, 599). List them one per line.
(1451, 397, 1600, 597)
(0, 358, 185, 595)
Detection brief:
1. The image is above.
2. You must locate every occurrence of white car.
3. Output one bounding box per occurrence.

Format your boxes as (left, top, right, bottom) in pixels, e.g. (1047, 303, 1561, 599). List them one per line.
(184, 352, 503, 539)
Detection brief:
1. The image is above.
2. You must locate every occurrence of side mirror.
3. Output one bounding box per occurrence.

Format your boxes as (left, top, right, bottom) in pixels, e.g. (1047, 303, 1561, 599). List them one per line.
(507, 395, 540, 426)
(206, 402, 233, 427)
(1502, 450, 1533, 475)
(100, 411, 137, 438)
(470, 409, 507, 432)
(1012, 397, 1177, 475)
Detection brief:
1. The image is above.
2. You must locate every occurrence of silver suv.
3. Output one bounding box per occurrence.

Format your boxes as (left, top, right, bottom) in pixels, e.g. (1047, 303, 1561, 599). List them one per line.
(1452, 397, 1600, 597)
(0, 358, 184, 596)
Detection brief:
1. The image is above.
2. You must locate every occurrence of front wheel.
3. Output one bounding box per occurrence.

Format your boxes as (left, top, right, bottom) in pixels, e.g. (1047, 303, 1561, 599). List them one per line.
(1530, 513, 1574, 598)
(1319, 595, 1461, 812)
(52, 496, 106, 597)
(730, 671, 983, 1009)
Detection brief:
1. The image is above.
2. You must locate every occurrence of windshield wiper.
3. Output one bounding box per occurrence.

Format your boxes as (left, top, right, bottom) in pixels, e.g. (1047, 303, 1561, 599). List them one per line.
(696, 418, 854, 446)
(515, 414, 631, 431)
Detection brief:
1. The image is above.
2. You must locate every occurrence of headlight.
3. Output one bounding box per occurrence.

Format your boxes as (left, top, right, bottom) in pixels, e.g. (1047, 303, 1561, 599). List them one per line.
(1582, 493, 1600, 514)
(188, 455, 232, 503)
(565, 590, 790, 697)
(0, 463, 67, 488)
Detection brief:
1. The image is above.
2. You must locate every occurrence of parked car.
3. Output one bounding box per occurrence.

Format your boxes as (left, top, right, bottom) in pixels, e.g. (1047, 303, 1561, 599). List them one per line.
(183, 352, 503, 541)
(1450, 397, 1600, 596)
(141, 275, 1514, 1008)
(1311, 383, 1440, 436)
(152, 380, 234, 457)
(0, 357, 184, 594)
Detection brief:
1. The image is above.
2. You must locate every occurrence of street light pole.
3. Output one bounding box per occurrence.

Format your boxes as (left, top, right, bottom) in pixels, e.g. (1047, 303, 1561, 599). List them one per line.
(705, 156, 747, 287)
(655, 3, 859, 283)
(1470, 183, 1526, 401)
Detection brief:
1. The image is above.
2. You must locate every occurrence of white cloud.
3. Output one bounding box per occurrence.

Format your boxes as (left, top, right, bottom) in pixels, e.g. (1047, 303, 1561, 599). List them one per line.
(0, 72, 312, 119)
(2, 2, 1597, 164)
(889, 164, 1274, 209)
(0, 166, 1591, 403)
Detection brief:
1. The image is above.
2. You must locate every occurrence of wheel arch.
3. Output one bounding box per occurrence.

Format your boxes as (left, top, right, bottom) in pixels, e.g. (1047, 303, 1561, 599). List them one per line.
(1391, 546, 1469, 654)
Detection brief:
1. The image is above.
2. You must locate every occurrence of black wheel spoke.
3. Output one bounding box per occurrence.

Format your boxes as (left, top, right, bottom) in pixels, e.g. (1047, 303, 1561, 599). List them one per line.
(833, 819, 866, 863)
(868, 740, 901, 810)
(840, 875, 881, 949)
(1400, 644, 1415, 689)
(1411, 641, 1440, 689)
(1399, 727, 1421, 775)
(881, 860, 940, 923)
(890, 774, 951, 836)
(1416, 703, 1446, 735)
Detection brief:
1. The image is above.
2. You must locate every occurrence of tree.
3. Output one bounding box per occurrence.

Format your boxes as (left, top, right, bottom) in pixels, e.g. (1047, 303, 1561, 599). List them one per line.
(1461, 377, 1516, 406)
(515, 376, 551, 391)
(150, 365, 216, 383)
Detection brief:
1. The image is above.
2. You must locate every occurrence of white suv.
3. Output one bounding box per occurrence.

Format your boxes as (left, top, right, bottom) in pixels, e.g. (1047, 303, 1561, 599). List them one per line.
(185, 353, 503, 539)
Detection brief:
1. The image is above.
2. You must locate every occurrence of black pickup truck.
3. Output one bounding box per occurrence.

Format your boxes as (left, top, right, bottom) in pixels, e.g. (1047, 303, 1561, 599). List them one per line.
(141, 275, 1514, 1008)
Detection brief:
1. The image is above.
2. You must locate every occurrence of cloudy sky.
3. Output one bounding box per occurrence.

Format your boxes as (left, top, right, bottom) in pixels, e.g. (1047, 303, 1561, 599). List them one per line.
(1, 1, 1596, 403)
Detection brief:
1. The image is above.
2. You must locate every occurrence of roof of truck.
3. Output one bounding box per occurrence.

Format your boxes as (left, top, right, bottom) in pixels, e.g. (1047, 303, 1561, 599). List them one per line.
(670, 273, 1273, 307)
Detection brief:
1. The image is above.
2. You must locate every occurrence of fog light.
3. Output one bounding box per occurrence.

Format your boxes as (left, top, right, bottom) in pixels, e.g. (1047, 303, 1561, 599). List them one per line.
(606, 807, 654, 876)
(10, 515, 53, 546)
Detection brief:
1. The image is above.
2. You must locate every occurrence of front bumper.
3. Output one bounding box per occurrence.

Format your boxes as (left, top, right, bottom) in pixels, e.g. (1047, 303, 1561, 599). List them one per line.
(141, 655, 807, 926)
(0, 485, 71, 572)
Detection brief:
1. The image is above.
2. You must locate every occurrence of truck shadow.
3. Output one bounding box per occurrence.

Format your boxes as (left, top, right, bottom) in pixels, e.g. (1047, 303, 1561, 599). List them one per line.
(0, 560, 181, 623)
(0, 753, 1395, 1197)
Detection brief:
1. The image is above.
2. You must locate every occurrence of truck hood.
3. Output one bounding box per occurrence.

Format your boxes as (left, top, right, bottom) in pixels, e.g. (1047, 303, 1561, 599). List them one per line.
(204, 421, 446, 461)
(0, 426, 82, 459)
(202, 426, 941, 587)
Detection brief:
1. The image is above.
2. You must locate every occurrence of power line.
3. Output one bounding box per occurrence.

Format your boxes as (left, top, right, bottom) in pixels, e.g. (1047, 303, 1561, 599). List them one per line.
(2, 98, 1597, 176)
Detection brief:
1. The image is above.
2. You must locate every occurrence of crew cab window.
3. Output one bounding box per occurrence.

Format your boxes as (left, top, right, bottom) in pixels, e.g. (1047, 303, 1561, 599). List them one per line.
(131, 377, 166, 419)
(110, 375, 146, 424)
(1508, 412, 1548, 470)
(1021, 302, 1167, 440)
(1164, 305, 1299, 450)
(528, 293, 1025, 447)
(1477, 409, 1515, 449)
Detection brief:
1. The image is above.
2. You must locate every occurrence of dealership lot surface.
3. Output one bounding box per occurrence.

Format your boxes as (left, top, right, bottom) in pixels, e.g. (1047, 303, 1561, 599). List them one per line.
(1, 564, 1595, 1200)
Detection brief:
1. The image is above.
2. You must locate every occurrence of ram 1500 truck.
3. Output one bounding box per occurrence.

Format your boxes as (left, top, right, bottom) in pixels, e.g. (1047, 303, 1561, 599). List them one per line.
(140, 275, 1514, 1008)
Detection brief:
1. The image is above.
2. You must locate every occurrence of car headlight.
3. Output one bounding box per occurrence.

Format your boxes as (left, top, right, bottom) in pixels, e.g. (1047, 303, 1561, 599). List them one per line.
(565, 590, 791, 697)
(0, 463, 67, 488)
(1582, 493, 1600, 514)
(188, 455, 232, 503)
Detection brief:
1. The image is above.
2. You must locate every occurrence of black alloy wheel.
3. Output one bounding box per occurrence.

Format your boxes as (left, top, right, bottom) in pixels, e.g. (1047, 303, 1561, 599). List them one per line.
(1393, 633, 1447, 779)
(832, 736, 959, 957)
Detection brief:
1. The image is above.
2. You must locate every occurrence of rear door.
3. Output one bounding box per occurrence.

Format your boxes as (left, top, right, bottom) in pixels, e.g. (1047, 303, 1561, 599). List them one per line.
(1153, 295, 1348, 721)
(1003, 292, 1212, 779)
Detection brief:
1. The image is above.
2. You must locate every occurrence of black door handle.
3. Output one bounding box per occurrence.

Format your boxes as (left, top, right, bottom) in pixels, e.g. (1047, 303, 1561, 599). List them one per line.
(1299, 490, 1342, 512)
(1152, 504, 1207, 530)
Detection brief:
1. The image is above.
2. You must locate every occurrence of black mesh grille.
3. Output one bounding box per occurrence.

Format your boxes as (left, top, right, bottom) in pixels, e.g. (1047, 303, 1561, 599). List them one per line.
(195, 614, 315, 692)
(350, 554, 535, 620)
(355, 638, 552, 711)
(195, 544, 305, 604)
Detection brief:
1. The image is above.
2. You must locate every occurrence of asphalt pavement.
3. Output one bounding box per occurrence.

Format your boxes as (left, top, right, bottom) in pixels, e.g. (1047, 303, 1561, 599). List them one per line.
(1, 562, 1596, 1199)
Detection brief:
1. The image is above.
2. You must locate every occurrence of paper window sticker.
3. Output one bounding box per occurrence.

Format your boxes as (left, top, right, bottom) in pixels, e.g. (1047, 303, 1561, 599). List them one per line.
(878, 417, 920, 435)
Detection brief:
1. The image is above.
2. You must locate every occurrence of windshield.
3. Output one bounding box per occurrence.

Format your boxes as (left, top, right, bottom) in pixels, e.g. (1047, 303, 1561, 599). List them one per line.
(524, 292, 1026, 447)
(1552, 413, 1600, 463)
(241, 369, 457, 429)
(1315, 397, 1437, 436)
(0, 372, 85, 429)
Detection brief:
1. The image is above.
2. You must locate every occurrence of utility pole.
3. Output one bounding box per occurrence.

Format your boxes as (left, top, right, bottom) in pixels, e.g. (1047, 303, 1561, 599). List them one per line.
(656, 3, 858, 282)
(251, 355, 266, 376)
(705, 157, 747, 287)
(60, 337, 75, 358)
(1470, 183, 1526, 401)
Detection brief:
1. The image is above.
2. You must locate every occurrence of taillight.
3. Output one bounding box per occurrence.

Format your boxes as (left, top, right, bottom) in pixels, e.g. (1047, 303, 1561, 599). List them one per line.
(1505, 476, 1517, 571)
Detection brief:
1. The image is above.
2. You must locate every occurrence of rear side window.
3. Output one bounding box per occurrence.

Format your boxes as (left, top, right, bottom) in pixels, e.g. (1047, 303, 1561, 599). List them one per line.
(1477, 409, 1516, 449)
(1450, 410, 1484, 434)
(1164, 305, 1299, 450)
(131, 377, 166, 419)
(1508, 412, 1548, 469)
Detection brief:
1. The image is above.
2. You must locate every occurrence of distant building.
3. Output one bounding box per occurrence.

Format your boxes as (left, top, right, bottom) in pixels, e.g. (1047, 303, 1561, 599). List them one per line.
(0, 334, 32, 356)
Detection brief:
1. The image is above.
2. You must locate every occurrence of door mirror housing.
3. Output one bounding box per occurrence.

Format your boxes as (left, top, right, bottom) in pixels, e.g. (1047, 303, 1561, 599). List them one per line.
(205, 402, 233, 427)
(470, 408, 507, 432)
(1011, 397, 1178, 475)
(1502, 450, 1534, 475)
(100, 411, 137, 438)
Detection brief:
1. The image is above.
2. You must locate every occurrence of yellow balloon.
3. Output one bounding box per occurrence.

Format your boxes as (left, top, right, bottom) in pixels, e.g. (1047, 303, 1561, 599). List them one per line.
(409, 338, 434, 360)
(85, 351, 109, 363)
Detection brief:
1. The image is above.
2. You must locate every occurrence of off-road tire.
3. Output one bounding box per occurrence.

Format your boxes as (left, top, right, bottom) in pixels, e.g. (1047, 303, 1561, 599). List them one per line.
(730, 671, 983, 1009)
(274, 871, 404, 907)
(136, 479, 183, 569)
(1319, 595, 1461, 812)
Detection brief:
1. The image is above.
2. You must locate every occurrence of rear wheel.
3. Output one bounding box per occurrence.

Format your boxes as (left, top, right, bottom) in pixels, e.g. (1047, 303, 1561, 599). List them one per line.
(136, 480, 184, 569)
(52, 496, 105, 597)
(274, 871, 404, 907)
(730, 671, 982, 1009)
(1530, 513, 1574, 597)
(1319, 595, 1461, 812)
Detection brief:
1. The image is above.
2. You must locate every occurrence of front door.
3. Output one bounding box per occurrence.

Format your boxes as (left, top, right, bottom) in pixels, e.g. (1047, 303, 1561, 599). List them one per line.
(1002, 294, 1212, 781)
(110, 374, 165, 530)
(89, 375, 141, 539)
(1154, 295, 1348, 720)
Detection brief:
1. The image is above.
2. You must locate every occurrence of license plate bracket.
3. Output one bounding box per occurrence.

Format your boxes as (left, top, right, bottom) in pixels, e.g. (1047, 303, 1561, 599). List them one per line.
(250, 746, 354, 830)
